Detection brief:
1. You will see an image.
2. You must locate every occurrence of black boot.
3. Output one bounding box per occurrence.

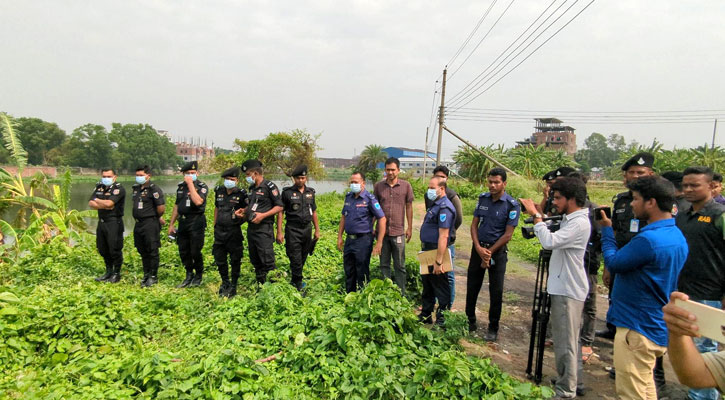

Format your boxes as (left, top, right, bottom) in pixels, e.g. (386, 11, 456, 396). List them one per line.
(107, 265, 121, 283)
(218, 273, 230, 297)
(190, 269, 203, 287)
(146, 264, 158, 287)
(95, 264, 112, 282)
(140, 260, 150, 287)
(176, 270, 194, 288)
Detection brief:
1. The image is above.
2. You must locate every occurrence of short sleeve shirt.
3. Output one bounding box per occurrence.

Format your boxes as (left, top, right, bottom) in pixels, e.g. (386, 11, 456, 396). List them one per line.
(473, 192, 520, 244)
(247, 179, 283, 224)
(702, 352, 725, 392)
(420, 196, 455, 245)
(132, 183, 165, 219)
(89, 182, 125, 218)
(176, 180, 208, 215)
(341, 190, 384, 234)
(373, 179, 414, 237)
(281, 185, 317, 225)
(214, 186, 248, 227)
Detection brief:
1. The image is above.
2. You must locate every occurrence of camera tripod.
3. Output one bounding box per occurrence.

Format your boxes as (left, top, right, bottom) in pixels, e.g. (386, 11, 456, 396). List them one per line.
(526, 248, 552, 384)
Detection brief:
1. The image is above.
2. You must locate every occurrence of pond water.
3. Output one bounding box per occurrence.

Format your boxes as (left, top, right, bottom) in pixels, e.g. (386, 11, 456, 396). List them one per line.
(5, 178, 349, 235)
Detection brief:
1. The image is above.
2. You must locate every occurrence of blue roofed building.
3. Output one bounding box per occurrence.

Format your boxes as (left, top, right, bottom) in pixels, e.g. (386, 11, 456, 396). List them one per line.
(379, 147, 456, 177)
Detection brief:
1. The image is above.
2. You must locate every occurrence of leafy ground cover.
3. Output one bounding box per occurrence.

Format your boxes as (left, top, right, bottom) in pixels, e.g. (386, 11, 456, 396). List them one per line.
(0, 193, 553, 399)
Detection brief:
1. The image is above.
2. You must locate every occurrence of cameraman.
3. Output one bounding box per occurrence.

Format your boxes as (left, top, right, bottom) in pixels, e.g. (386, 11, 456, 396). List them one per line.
(520, 177, 591, 399)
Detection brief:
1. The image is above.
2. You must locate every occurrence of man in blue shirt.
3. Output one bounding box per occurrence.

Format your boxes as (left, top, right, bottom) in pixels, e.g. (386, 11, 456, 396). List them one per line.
(337, 171, 386, 293)
(418, 176, 456, 326)
(599, 176, 688, 400)
(465, 167, 520, 342)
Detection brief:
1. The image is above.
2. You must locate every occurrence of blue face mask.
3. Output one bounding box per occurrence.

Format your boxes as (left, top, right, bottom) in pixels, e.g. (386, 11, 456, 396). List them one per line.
(246, 176, 255, 185)
(426, 188, 438, 201)
(135, 175, 147, 185)
(223, 179, 236, 189)
(101, 177, 113, 186)
(185, 173, 197, 182)
(349, 183, 362, 193)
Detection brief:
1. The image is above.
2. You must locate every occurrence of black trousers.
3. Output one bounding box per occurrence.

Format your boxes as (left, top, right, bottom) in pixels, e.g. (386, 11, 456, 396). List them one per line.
(96, 217, 124, 269)
(465, 244, 508, 332)
(285, 222, 312, 284)
(343, 233, 373, 293)
(177, 214, 206, 275)
(213, 225, 244, 283)
(248, 223, 276, 283)
(134, 218, 160, 276)
(420, 242, 451, 322)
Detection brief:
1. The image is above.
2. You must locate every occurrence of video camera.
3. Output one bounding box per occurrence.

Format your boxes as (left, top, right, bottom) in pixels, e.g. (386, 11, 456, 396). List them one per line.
(520, 215, 563, 239)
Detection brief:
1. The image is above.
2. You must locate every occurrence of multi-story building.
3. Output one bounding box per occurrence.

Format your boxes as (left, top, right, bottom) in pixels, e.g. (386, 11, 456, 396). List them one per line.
(176, 140, 215, 162)
(516, 118, 577, 155)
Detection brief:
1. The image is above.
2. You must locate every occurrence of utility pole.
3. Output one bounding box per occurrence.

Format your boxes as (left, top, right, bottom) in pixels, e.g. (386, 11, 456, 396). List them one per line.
(712, 119, 718, 149)
(436, 68, 447, 166)
(423, 127, 429, 178)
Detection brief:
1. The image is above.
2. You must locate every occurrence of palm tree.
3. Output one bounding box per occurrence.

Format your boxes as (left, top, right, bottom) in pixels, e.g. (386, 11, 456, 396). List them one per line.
(356, 145, 388, 182)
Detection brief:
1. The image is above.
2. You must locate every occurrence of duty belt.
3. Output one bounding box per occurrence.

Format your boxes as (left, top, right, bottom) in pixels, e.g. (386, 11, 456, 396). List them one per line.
(134, 216, 157, 223)
(347, 232, 371, 240)
(179, 213, 203, 220)
(99, 216, 120, 223)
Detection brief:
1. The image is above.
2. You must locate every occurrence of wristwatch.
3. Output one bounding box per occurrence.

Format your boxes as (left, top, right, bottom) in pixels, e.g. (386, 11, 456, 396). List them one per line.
(534, 213, 543, 220)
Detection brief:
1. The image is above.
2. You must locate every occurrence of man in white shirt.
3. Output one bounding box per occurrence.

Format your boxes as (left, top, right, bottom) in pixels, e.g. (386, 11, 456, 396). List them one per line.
(521, 176, 591, 399)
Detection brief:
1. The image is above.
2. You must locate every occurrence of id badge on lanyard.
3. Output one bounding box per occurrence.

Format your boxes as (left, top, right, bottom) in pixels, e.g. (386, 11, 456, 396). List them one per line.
(629, 218, 639, 233)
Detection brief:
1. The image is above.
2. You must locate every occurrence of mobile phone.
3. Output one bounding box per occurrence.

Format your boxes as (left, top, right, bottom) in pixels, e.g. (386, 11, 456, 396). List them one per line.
(675, 299, 725, 343)
(594, 206, 611, 220)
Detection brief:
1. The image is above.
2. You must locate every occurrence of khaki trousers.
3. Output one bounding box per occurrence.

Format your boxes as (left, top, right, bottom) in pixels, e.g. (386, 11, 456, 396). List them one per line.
(614, 327, 667, 400)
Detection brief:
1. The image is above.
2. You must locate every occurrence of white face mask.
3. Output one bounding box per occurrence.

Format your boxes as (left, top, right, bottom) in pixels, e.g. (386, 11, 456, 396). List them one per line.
(135, 175, 147, 185)
(349, 183, 362, 193)
(426, 188, 438, 201)
(224, 179, 236, 189)
(101, 177, 113, 186)
(246, 175, 255, 185)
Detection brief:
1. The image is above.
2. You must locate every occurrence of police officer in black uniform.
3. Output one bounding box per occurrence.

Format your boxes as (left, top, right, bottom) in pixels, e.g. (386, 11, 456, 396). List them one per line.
(276, 165, 320, 290)
(662, 171, 691, 215)
(168, 161, 209, 288)
(540, 167, 575, 215)
(132, 165, 166, 288)
(213, 166, 247, 297)
(89, 168, 126, 283)
(242, 159, 283, 284)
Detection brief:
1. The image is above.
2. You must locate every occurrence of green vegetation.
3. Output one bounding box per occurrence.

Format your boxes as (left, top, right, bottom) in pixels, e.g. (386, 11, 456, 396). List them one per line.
(453, 144, 576, 182)
(209, 129, 324, 179)
(355, 144, 388, 183)
(0, 191, 553, 399)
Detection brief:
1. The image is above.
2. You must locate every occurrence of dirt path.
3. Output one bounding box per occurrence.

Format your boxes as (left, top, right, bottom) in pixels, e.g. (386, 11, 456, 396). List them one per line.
(413, 201, 689, 399)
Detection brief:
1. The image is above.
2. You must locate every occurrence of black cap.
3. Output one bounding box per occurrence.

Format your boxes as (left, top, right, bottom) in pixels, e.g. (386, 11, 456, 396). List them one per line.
(661, 171, 683, 184)
(180, 160, 198, 172)
(291, 165, 308, 177)
(621, 152, 654, 171)
(542, 170, 556, 181)
(554, 166, 576, 178)
(221, 166, 240, 178)
(241, 159, 263, 172)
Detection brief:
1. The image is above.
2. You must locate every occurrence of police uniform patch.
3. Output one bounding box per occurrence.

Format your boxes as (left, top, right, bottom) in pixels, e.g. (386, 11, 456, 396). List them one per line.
(672, 204, 678, 216)
(637, 157, 645, 165)
(153, 192, 159, 199)
(201, 188, 207, 194)
(272, 189, 278, 197)
(374, 203, 381, 210)
(440, 214, 447, 222)
(509, 210, 517, 220)
(113, 189, 120, 195)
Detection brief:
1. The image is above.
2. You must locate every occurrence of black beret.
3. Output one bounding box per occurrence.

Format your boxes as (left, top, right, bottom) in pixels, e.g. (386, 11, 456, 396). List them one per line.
(621, 152, 654, 171)
(241, 159, 263, 172)
(221, 166, 241, 178)
(181, 160, 198, 172)
(291, 165, 308, 177)
(542, 170, 556, 181)
(554, 166, 576, 178)
(661, 171, 683, 184)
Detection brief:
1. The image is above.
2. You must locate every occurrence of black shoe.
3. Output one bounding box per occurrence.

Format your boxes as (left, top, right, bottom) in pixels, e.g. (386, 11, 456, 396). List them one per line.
(146, 276, 158, 287)
(608, 367, 616, 379)
(468, 321, 478, 333)
(576, 387, 586, 397)
(227, 284, 237, 298)
(595, 329, 616, 340)
(189, 273, 202, 287)
(107, 273, 121, 283)
(140, 275, 150, 287)
(484, 330, 498, 342)
(95, 266, 112, 282)
(176, 272, 193, 288)
(418, 314, 433, 324)
(218, 281, 230, 297)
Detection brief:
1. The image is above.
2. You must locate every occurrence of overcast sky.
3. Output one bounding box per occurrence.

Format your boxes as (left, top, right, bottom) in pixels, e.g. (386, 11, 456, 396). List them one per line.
(2, 0, 724, 158)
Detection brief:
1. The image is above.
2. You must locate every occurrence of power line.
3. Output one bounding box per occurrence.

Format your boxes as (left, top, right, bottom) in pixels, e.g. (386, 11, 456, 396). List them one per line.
(448, 0, 517, 81)
(446, 0, 499, 69)
(449, 0, 597, 111)
(446, 110, 725, 120)
(446, 117, 722, 125)
(450, 107, 725, 114)
(446, 0, 560, 104)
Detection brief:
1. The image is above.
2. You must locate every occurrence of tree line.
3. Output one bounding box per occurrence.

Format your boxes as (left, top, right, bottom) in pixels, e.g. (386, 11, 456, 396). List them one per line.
(0, 113, 181, 172)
